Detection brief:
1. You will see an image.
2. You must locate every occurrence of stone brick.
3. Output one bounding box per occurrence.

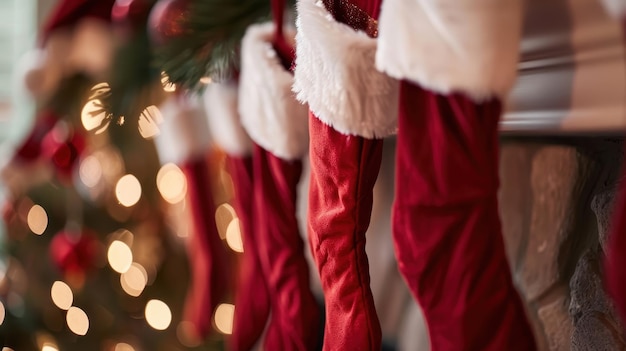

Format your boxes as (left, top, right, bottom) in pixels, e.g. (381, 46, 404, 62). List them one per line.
(538, 296, 574, 351)
(570, 249, 626, 350)
(591, 189, 617, 250)
(571, 312, 626, 350)
(499, 143, 535, 271)
(519, 146, 596, 300)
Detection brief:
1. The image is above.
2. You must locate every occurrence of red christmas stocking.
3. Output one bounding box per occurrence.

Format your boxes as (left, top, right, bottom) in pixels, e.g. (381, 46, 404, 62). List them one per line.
(226, 155, 271, 351)
(393, 84, 536, 351)
(307, 115, 383, 350)
(602, 3, 626, 325)
(239, 23, 319, 350)
(155, 95, 232, 338)
(181, 157, 233, 338)
(203, 81, 271, 350)
(293, 0, 399, 348)
(376, 0, 536, 349)
(252, 145, 319, 350)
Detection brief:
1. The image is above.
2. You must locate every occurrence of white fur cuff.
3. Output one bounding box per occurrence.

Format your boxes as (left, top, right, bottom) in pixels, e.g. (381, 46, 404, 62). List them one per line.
(154, 95, 211, 165)
(239, 22, 309, 160)
(203, 82, 253, 157)
(376, 0, 523, 101)
(600, 0, 626, 17)
(293, 0, 398, 139)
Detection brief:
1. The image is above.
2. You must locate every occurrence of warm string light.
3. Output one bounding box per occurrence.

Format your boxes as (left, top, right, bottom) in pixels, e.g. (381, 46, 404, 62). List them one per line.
(120, 263, 148, 297)
(215, 203, 245, 253)
(81, 82, 111, 134)
(145, 299, 172, 330)
(66, 306, 89, 336)
(161, 72, 176, 93)
(107, 241, 133, 273)
(156, 163, 187, 204)
(115, 174, 142, 207)
(177, 321, 202, 347)
(215, 204, 237, 240)
(79, 155, 103, 188)
(27, 205, 48, 235)
(114, 343, 135, 351)
(225, 219, 244, 253)
(138, 105, 163, 139)
(0, 301, 5, 326)
(50, 281, 73, 310)
(214, 303, 235, 335)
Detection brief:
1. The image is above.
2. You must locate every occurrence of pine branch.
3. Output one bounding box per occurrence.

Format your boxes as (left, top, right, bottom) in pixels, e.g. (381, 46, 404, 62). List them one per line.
(154, 0, 271, 90)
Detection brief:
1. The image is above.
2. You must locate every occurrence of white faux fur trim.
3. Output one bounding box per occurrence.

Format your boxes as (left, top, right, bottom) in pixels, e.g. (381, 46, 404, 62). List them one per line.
(292, 0, 398, 138)
(154, 95, 211, 165)
(239, 22, 309, 160)
(376, 0, 523, 101)
(203, 82, 253, 157)
(600, 0, 626, 17)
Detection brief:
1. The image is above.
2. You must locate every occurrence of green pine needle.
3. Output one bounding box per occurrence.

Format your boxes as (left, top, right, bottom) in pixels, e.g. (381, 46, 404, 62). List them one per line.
(154, 0, 271, 90)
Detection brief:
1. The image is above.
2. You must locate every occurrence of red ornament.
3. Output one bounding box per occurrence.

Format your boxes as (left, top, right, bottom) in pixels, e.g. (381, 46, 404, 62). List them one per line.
(13, 111, 58, 163)
(49, 229, 99, 277)
(41, 122, 86, 181)
(112, 0, 153, 29)
(147, 0, 190, 45)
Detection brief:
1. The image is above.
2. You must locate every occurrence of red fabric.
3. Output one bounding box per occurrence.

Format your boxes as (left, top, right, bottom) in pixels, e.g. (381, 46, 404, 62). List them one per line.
(271, 0, 295, 71)
(253, 145, 320, 351)
(393, 81, 536, 350)
(13, 111, 58, 163)
(181, 158, 233, 339)
(308, 114, 383, 351)
(42, 0, 115, 40)
(304, 0, 383, 349)
(227, 155, 271, 351)
(603, 19, 626, 326)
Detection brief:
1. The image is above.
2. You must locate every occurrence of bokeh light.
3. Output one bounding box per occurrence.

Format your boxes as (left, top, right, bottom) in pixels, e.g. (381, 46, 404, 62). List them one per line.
(156, 163, 187, 204)
(115, 174, 142, 207)
(107, 241, 133, 273)
(138, 105, 163, 139)
(120, 263, 148, 297)
(41, 344, 58, 351)
(27, 205, 48, 235)
(226, 219, 244, 253)
(50, 281, 73, 310)
(79, 155, 103, 188)
(215, 204, 237, 240)
(66, 306, 89, 336)
(81, 83, 111, 134)
(177, 321, 202, 347)
(0, 301, 5, 326)
(161, 72, 176, 93)
(214, 303, 235, 335)
(114, 343, 135, 351)
(145, 299, 172, 330)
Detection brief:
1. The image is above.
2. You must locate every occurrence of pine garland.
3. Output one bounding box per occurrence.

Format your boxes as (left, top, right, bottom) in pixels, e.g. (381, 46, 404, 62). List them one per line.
(154, 0, 271, 90)
(107, 30, 163, 129)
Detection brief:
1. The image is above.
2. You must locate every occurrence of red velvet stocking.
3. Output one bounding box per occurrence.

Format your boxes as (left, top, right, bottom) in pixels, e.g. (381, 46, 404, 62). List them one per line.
(227, 155, 271, 351)
(392, 81, 536, 351)
(308, 114, 383, 351)
(253, 144, 320, 351)
(181, 157, 233, 339)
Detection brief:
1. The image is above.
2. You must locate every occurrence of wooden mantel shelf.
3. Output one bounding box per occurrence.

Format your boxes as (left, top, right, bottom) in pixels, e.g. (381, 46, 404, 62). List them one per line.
(502, 0, 626, 135)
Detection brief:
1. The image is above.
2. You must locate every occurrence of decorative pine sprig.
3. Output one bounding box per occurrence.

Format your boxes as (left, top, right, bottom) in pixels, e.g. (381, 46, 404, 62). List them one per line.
(154, 0, 271, 90)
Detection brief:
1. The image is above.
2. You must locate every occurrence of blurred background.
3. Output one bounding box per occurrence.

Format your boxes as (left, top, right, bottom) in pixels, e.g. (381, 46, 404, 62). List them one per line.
(0, 0, 625, 350)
